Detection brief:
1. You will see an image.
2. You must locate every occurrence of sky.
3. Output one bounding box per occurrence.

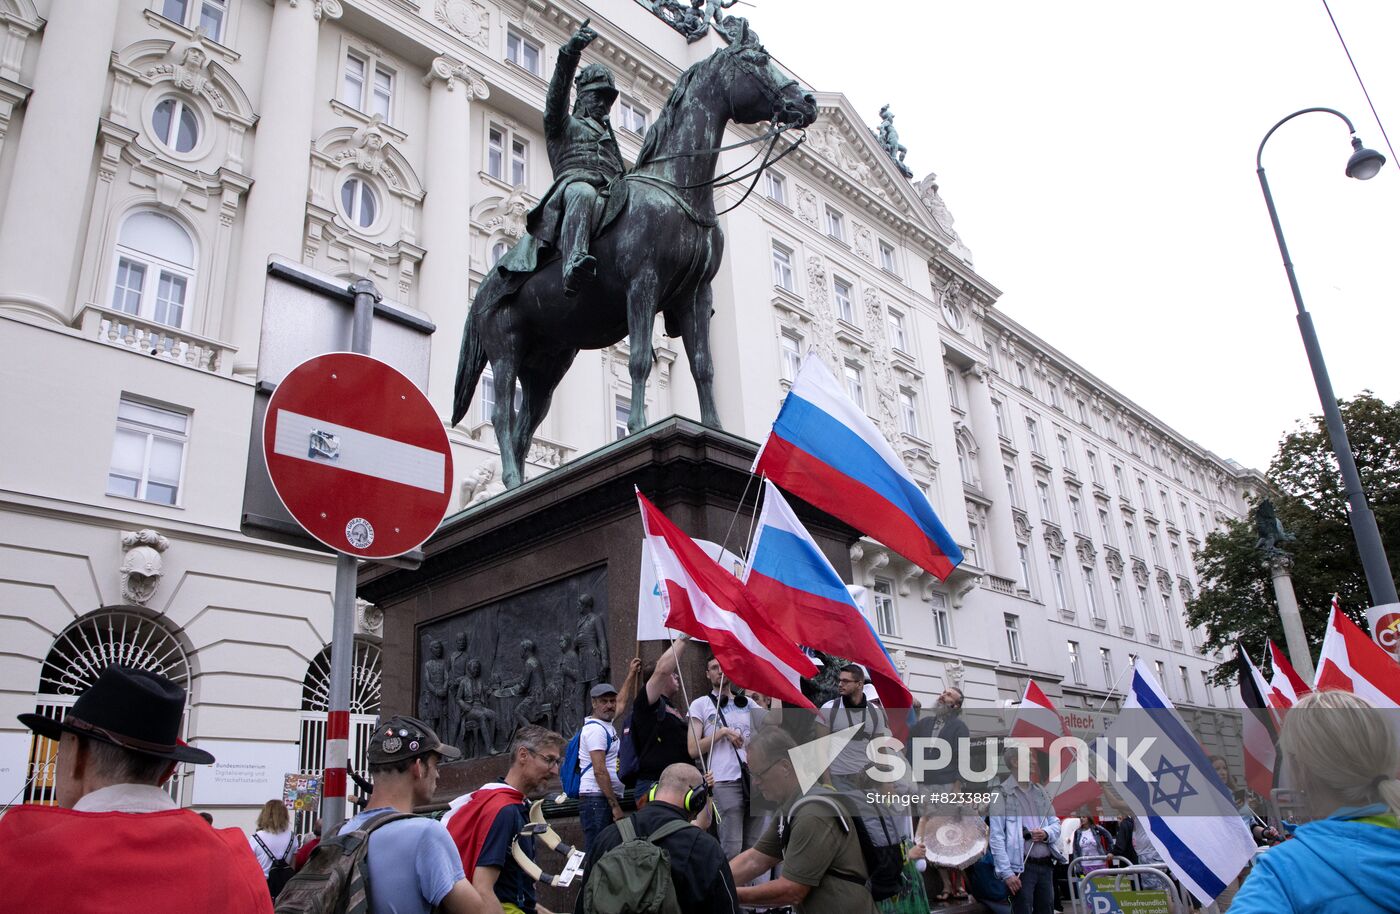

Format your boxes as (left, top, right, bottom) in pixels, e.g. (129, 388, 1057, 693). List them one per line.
(741, 1, 1400, 472)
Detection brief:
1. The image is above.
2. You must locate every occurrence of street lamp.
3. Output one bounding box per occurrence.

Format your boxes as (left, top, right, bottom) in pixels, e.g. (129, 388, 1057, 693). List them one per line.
(1255, 107, 1398, 620)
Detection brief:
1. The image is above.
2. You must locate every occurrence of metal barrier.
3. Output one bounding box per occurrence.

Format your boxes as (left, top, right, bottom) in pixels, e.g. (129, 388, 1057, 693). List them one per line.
(1075, 864, 1189, 914)
(1066, 855, 1133, 914)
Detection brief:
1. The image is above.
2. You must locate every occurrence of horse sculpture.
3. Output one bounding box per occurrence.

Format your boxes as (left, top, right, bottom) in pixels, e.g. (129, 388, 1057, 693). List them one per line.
(451, 20, 817, 488)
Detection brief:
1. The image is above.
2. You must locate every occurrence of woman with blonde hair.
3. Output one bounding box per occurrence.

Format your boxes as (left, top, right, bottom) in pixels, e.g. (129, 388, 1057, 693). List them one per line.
(247, 798, 297, 897)
(1230, 689, 1400, 913)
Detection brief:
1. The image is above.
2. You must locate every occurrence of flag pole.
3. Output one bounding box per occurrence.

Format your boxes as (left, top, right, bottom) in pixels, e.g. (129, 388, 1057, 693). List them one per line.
(1095, 661, 1136, 714)
(718, 471, 760, 560)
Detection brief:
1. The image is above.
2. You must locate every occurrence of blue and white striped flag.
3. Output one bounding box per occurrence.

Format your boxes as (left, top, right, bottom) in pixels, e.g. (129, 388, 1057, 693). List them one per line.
(1100, 660, 1257, 905)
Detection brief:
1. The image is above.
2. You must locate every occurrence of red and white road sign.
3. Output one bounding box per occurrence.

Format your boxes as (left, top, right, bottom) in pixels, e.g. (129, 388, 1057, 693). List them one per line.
(263, 352, 453, 559)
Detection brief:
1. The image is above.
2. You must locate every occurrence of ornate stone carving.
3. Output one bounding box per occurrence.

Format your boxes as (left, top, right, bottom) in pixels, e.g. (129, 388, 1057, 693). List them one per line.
(805, 255, 839, 373)
(355, 598, 384, 637)
(944, 657, 966, 692)
(1177, 577, 1194, 601)
(898, 562, 924, 597)
(425, 56, 490, 99)
(312, 0, 344, 21)
(873, 104, 912, 177)
(1157, 568, 1174, 593)
(342, 121, 390, 176)
(863, 287, 900, 445)
(418, 638, 449, 735)
(1075, 535, 1097, 565)
(462, 459, 507, 506)
(1042, 523, 1066, 555)
(434, 0, 490, 48)
(806, 123, 876, 188)
(1104, 546, 1124, 577)
(574, 593, 610, 706)
(795, 184, 818, 226)
(892, 648, 910, 683)
(119, 529, 169, 605)
(1131, 558, 1150, 587)
(1012, 509, 1032, 541)
(476, 186, 532, 239)
(853, 223, 873, 261)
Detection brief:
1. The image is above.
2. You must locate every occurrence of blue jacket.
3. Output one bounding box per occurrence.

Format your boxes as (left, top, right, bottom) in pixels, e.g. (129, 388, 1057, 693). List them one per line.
(987, 778, 1066, 879)
(1229, 806, 1400, 914)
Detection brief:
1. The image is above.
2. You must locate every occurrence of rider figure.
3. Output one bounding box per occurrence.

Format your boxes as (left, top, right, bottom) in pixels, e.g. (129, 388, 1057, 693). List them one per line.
(535, 20, 625, 296)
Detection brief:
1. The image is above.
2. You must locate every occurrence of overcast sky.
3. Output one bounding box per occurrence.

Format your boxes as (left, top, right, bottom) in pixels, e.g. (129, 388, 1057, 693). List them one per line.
(742, 1, 1400, 472)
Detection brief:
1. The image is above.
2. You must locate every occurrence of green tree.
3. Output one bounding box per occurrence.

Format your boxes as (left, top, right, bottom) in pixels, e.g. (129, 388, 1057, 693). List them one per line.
(1186, 392, 1400, 684)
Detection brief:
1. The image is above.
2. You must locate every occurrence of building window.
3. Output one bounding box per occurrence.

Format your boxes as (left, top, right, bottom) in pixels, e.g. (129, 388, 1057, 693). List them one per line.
(1182, 500, 1194, 533)
(110, 211, 196, 329)
(107, 397, 189, 505)
(992, 399, 1008, 438)
(1170, 540, 1185, 574)
(1076, 398, 1090, 425)
(1154, 660, 1170, 698)
(887, 309, 908, 351)
(771, 243, 795, 292)
(1068, 641, 1085, 684)
(151, 96, 200, 154)
(878, 239, 898, 274)
(1113, 463, 1126, 498)
(1160, 489, 1173, 522)
(341, 50, 394, 122)
(1100, 647, 1114, 686)
(1025, 417, 1043, 454)
(160, 0, 227, 42)
(490, 240, 508, 265)
(1112, 576, 1131, 628)
(825, 206, 846, 242)
(339, 176, 378, 229)
(510, 137, 528, 186)
(1017, 543, 1033, 591)
(1083, 566, 1103, 621)
(945, 367, 961, 411)
(506, 28, 542, 76)
(1069, 495, 1085, 534)
(779, 331, 802, 382)
(1201, 670, 1215, 706)
(1004, 464, 1021, 506)
(1137, 477, 1152, 512)
(1016, 361, 1030, 389)
(1086, 448, 1101, 484)
(1048, 382, 1063, 410)
(1098, 507, 1115, 546)
(898, 388, 919, 437)
(843, 362, 865, 409)
(965, 505, 982, 565)
(1036, 480, 1054, 519)
(931, 593, 953, 647)
(487, 127, 505, 180)
(617, 98, 648, 134)
(1052, 556, 1070, 611)
(1179, 665, 1193, 703)
(873, 578, 897, 636)
(765, 171, 788, 205)
(478, 365, 522, 423)
(1058, 434, 1074, 471)
(1124, 519, 1140, 555)
(957, 439, 975, 486)
(1150, 444, 1161, 469)
(1004, 614, 1023, 663)
(1149, 531, 1164, 566)
(833, 276, 855, 323)
(614, 395, 631, 441)
(1139, 586, 1158, 636)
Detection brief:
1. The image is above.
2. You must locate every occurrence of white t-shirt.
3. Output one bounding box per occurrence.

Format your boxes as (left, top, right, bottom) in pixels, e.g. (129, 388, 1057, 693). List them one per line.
(248, 828, 295, 875)
(577, 717, 621, 795)
(687, 694, 752, 782)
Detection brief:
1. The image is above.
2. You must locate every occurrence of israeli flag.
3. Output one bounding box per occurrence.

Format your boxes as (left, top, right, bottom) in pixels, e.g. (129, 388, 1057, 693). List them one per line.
(1099, 660, 1257, 905)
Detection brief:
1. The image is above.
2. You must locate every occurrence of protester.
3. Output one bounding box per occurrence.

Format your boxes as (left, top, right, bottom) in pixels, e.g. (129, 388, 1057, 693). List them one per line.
(336, 715, 481, 914)
(578, 682, 624, 850)
(248, 798, 297, 887)
(0, 665, 273, 913)
(447, 724, 566, 914)
(1230, 690, 1400, 914)
(688, 655, 755, 858)
(577, 762, 741, 914)
(293, 817, 321, 870)
(989, 748, 1063, 914)
(628, 639, 693, 797)
(729, 727, 876, 914)
(816, 664, 888, 793)
(909, 685, 969, 902)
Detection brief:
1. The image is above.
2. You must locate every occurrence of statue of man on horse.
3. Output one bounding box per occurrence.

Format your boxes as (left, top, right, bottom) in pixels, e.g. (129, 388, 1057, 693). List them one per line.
(494, 20, 625, 296)
(454, 18, 817, 490)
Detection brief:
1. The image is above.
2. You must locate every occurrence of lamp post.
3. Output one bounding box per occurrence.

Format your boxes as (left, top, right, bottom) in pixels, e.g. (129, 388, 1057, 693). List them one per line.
(1255, 108, 1398, 637)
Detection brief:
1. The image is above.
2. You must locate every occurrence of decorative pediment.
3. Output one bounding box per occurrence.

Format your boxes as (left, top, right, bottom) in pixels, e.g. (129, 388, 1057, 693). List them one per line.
(1104, 546, 1124, 577)
(1075, 534, 1097, 565)
(1156, 568, 1174, 593)
(913, 172, 974, 265)
(313, 123, 424, 199)
(471, 185, 534, 239)
(435, 0, 491, 49)
(1131, 558, 1150, 587)
(1042, 523, 1066, 555)
(111, 40, 255, 127)
(1012, 508, 1032, 541)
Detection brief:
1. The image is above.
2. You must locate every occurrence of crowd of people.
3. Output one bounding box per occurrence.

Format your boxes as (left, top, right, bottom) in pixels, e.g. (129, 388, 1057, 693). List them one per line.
(2, 653, 1397, 914)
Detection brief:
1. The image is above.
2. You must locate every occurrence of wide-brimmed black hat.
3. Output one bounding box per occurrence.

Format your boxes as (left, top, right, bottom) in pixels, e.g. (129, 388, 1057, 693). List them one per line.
(18, 665, 215, 765)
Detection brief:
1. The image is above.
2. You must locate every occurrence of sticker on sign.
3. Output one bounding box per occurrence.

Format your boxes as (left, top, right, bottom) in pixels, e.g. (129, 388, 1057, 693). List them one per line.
(263, 352, 453, 559)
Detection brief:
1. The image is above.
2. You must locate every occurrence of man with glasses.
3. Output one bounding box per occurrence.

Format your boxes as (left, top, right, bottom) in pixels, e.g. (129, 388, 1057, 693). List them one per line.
(816, 664, 887, 794)
(339, 715, 483, 914)
(446, 724, 566, 914)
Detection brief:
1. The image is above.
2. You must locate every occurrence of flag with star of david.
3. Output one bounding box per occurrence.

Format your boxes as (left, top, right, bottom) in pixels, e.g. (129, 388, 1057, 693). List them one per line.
(1098, 660, 1257, 906)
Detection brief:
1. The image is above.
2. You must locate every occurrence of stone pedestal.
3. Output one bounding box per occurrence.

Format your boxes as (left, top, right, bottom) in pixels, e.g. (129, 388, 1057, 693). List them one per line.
(1267, 553, 1315, 683)
(359, 416, 858, 794)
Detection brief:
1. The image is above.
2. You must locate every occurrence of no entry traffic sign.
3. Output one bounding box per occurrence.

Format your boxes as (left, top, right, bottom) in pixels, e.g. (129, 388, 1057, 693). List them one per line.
(263, 352, 453, 559)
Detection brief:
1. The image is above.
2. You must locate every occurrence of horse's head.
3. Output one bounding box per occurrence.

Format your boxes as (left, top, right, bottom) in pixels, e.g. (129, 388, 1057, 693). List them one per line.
(718, 19, 817, 130)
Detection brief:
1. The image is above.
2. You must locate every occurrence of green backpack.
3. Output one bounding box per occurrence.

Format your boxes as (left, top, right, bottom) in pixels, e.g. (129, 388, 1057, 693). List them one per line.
(580, 817, 692, 914)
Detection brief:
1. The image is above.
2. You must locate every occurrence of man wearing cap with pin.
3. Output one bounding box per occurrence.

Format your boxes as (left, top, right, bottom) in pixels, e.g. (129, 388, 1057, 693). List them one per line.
(577, 681, 624, 850)
(339, 714, 485, 914)
(0, 665, 274, 913)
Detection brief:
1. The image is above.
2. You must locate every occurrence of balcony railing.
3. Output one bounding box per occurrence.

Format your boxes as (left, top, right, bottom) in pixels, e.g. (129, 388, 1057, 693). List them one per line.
(986, 575, 1017, 595)
(79, 305, 236, 375)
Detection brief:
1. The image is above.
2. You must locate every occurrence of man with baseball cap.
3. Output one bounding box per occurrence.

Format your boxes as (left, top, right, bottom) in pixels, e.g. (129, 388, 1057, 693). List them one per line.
(0, 665, 274, 913)
(578, 681, 623, 850)
(338, 714, 484, 914)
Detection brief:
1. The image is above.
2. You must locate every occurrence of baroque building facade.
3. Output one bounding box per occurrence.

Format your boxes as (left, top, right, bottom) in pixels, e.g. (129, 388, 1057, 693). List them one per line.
(0, 0, 1263, 824)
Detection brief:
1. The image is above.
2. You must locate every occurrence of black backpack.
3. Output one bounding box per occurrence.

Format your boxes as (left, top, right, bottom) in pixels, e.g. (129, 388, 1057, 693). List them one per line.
(254, 833, 298, 899)
(782, 793, 906, 902)
(274, 812, 415, 914)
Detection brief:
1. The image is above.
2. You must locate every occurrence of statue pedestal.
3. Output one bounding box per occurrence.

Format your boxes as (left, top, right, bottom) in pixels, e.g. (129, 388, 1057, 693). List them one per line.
(359, 415, 857, 789)
(1267, 554, 1316, 683)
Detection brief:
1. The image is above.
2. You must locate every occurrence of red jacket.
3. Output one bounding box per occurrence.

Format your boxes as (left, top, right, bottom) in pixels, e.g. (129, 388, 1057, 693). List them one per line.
(0, 805, 273, 914)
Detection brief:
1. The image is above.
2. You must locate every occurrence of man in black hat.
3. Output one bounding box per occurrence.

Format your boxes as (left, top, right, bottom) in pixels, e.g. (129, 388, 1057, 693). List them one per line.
(499, 19, 625, 295)
(337, 714, 483, 914)
(0, 665, 274, 913)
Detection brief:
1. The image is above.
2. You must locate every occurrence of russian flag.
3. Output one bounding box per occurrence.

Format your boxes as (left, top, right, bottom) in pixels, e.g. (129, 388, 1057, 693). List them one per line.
(636, 490, 816, 709)
(753, 356, 963, 580)
(744, 480, 912, 716)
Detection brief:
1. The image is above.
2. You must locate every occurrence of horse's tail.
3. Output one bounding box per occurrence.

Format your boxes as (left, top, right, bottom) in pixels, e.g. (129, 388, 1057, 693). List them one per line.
(451, 272, 498, 427)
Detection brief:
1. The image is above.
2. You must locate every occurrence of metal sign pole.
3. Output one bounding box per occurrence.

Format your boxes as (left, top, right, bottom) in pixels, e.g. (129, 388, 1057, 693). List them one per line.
(322, 279, 382, 838)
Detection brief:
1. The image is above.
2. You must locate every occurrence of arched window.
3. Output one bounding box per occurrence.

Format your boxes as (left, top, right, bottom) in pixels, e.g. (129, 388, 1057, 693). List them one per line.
(296, 638, 382, 831)
(110, 211, 196, 328)
(339, 176, 378, 229)
(490, 240, 508, 265)
(25, 609, 191, 805)
(151, 96, 200, 154)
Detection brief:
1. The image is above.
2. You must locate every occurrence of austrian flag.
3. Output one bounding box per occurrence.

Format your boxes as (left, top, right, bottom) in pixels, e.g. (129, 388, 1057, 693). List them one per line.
(636, 490, 816, 708)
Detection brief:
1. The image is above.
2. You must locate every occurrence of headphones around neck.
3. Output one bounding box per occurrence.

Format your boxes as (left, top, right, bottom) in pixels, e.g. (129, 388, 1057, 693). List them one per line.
(647, 780, 709, 815)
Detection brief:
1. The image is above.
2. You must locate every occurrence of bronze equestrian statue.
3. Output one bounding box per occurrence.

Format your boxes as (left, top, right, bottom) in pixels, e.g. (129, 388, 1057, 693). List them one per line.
(452, 19, 817, 488)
